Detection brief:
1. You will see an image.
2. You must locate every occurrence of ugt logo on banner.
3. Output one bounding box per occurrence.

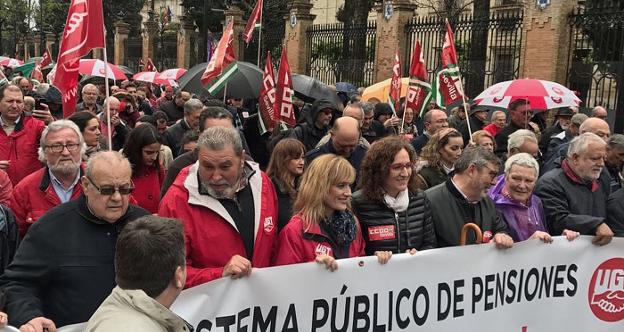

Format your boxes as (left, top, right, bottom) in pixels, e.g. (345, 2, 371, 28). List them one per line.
(588, 257, 624, 322)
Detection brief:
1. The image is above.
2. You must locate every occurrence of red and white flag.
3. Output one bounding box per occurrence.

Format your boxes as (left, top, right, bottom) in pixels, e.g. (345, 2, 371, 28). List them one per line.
(201, 20, 235, 87)
(140, 57, 157, 72)
(274, 48, 295, 127)
(243, 0, 263, 44)
(432, 19, 466, 108)
(31, 63, 44, 82)
(406, 41, 431, 119)
(53, 0, 105, 117)
(388, 48, 402, 114)
(258, 52, 276, 134)
(40, 49, 52, 68)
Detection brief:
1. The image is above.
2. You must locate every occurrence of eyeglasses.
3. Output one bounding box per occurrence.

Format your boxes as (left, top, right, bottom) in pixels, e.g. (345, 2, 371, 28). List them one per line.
(389, 162, 415, 172)
(45, 143, 80, 153)
(86, 175, 134, 196)
(482, 165, 499, 179)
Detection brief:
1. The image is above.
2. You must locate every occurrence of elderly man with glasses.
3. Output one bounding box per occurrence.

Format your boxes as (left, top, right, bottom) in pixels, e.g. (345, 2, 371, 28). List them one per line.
(9, 120, 86, 238)
(0, 151, 149, 331)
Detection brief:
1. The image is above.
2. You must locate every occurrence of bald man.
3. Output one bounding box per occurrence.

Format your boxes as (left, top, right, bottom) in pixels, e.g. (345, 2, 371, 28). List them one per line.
(306, 116, 368, 185)
(315, 103, 370, 148)
(99, 96, 130, 151)
(592, 106, 608, 120)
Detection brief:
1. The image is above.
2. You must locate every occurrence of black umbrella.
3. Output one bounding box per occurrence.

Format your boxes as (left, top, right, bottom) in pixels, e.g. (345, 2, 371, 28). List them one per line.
(292, 74, 341, 108)
(177, 61, 263, 99)
(117, 65, 134, 78)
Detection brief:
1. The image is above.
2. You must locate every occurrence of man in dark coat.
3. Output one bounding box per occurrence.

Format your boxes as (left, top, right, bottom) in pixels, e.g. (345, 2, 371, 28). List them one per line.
(425, 147, 512, 248)
(161, 98, 202, 158)
(0, 151, 149, 330)
(535, 133, 613, 245)
(306, 117, 368, 186)
(539, 107, 574, 155)
(411, 109, 448, 153)
(291, 99, 336, 152)
(457, 106, 487, 145)
(495, 99, 534, 160)
(159, 90, 190, 125)
(544, 113, 587, 162)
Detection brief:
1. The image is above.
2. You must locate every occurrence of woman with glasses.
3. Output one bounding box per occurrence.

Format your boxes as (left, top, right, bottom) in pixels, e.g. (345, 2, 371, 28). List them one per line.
(266, 138, 306, 232)
(121, 124, 164, 213)
(274, 154, 392, 270)
(353, 137, 436, 254)
(415, 128, 463, 190)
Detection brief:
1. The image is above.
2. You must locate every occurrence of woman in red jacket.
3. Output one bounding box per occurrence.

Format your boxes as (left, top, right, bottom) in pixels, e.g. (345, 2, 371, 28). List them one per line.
(274, 154, 391, 270)
(122, 124, 164, 213)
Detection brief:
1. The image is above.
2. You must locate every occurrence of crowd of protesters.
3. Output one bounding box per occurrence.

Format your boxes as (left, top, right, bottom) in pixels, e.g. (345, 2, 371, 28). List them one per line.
(0, 75, 620, 331)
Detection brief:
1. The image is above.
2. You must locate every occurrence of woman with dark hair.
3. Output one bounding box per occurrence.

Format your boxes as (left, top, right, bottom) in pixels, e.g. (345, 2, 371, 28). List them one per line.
(67, 111, 102, 159)
(274, 154, 392, 270)
(122, 124, 164, 213)
(353, 136, 436, 254)
(266, 138, 306, 231)
(415, 128, 463, 190)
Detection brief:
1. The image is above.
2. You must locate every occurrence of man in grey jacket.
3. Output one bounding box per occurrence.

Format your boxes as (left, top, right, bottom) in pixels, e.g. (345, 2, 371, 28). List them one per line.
(85, 215, 189, 332)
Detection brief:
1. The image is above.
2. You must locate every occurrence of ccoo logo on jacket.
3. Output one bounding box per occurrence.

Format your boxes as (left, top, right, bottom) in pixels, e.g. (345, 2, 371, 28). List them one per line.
(588, 257, 624, 322)
(263, 217, 274, 234)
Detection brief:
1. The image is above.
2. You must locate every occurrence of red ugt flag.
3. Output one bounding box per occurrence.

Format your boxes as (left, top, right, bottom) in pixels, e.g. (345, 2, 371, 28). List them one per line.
(40, 49, 52, 68)
(274, 48, 295, 127)
(201, 20, 235, 87)
(53, 0, 105, 117)
(388, 48, 402, 114)
(406, 40, 431, 119)
(243, 0, 263, 44)
(258, 52, 276, 134)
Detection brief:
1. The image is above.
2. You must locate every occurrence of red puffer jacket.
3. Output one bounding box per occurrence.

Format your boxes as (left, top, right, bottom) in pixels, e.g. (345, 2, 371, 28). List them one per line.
(158, 161, 279, 288)
(0, 116, 45, 185)
(273, 213, 366, 266)
(9, 167, 84, 238)
(131, 164, 164, 214)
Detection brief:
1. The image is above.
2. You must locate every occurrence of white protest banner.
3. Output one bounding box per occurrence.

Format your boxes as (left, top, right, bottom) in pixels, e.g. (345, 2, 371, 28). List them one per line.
(59, 237, 624, 331)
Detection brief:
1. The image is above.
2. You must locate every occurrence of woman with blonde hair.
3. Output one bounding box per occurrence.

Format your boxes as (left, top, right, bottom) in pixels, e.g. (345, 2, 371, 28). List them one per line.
(274, 154, 391, 270)
(471, 130, 496, 152)
(415, 128, 463, 190)
(266, 138, 306, 231)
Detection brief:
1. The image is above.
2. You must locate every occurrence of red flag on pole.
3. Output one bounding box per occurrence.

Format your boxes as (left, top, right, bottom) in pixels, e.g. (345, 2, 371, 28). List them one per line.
(40, 49, 52, 68)
(258, 52, 276, 134)
(388, 48, 402, 114)
(140, 57, 157, 72)
(53, 0, 105, 117)
(243, 0, 263, 44)
(274, 48, 295, 127)
(31, 63, 44, 82)
(441, 19, 458, 68)
(432, 19, 466, 108)
(406, 41, 431, 119)
(201, 20, 235, 87)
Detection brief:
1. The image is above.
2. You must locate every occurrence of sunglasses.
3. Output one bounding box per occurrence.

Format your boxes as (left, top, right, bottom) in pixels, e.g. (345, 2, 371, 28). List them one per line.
(86, 175, 134, 196)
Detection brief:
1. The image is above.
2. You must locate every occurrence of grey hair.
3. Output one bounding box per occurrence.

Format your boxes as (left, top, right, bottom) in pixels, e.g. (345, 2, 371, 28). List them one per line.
(343, 103, 364, 118)
(504, 152, 539, 177)
(38, 120, 86, 162)
(81, 83, 98, 94)
(491, 110, 505, 120)
(198, 126, 243, 155)
(184, 98, 203, 114)
(507, 129, 537, 153)
(608, 134, 624, 149)
(36, 83, 50, 96)
(454, 146, 501, 174)
(102, 96, 119, 109)
(361, 101, 374, 115)
(86, 151, 131, 178)
(567, 132, 606, 159)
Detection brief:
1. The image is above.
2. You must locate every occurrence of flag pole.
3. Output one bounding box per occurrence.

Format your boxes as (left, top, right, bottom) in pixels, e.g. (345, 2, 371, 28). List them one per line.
(256, 10, 263, 67)
(456, 70, 472, 144)
(102, 27, 113, 150)
(400, 46, 416, 135)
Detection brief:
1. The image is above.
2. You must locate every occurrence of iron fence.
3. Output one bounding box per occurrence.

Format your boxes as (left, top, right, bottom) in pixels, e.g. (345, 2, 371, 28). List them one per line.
(404, 10, 523, 98)
(306, 21, 377, 87)
(242, 23, 284, 70)
(566, 3, 624, 132)
(125, 37, 143, 72)
(155, 32, 178, 70)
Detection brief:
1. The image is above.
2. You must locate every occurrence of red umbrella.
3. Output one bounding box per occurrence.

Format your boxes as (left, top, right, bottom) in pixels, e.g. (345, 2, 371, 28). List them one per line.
(132, 71, 178, 87)
(79, 59, 127, 80)
(157, 68, 187, 81)
(474, 79, 581, 110)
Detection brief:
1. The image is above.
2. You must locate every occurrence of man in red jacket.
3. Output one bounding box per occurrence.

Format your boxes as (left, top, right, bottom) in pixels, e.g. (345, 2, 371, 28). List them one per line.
(9, 120, 85, 238)
(159, 126, 278, 288)
(0, 84, 46, 185)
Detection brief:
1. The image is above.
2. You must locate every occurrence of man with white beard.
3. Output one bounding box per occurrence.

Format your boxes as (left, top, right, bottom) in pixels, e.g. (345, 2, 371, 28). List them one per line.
(159, 126, 279, 288)
(9, 120, 86, 238)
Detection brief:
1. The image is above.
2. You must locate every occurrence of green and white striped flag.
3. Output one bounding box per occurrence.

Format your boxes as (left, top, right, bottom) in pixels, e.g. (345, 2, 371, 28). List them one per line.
(206, 62, 239, 96)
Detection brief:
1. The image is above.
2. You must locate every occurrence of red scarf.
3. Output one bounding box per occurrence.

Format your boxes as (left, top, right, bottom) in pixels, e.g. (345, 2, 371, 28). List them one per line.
(561, 159, 599, 192)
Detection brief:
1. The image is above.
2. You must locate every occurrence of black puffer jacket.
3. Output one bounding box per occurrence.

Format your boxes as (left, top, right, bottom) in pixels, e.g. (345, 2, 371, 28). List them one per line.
(351, 190, 436, 254)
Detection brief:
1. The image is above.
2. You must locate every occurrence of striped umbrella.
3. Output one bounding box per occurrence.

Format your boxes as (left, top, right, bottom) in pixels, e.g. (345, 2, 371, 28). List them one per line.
(78, 59, 127, 81)
(158, 68, 187, 81)
(133, 71, 178, 87)
(0, 58, 24, 68)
